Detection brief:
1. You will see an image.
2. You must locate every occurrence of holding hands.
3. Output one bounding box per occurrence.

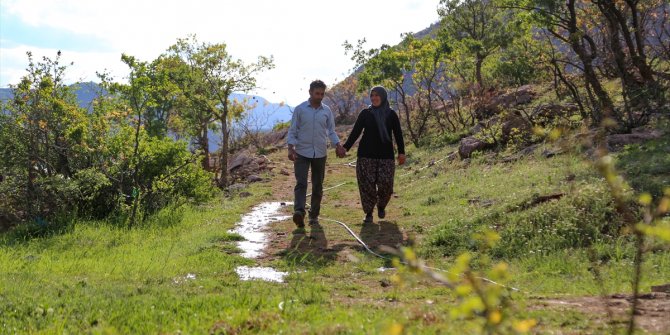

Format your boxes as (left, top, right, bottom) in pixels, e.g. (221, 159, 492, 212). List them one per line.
(335, 143, 347, 158)
(289, 144, 347, 160)
(397, 154, 406, 165)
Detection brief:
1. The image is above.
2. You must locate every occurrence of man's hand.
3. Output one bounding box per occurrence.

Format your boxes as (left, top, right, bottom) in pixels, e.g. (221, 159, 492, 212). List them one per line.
(335, 143, 346, 158)
(288, 146, 297, 161)
(397, 154, 406, 165)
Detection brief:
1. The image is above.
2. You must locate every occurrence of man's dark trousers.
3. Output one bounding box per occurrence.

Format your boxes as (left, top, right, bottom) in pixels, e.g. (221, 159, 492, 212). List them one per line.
(294, 154, 326, 218)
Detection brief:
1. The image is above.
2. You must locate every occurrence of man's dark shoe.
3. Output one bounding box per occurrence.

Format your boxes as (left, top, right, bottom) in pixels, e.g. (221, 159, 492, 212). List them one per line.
(363, 212, 373, 223)
(377, 207, 386, 219)
(293, 211, 305, 228)
(308, 217, 319, 225)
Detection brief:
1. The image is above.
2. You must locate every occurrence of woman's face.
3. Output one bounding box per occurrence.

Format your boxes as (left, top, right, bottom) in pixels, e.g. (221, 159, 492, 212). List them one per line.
(370, 91, 382, 107)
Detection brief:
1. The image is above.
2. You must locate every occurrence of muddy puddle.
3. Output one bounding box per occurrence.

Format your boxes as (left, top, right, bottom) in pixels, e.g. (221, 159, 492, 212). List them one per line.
(231, 201, 291, 282)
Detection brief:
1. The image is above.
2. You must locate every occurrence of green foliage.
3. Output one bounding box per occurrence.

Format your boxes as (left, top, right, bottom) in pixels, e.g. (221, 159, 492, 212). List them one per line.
(104, 126, 215, 216)
(272, 120, 290, 132)
(489, 33, 544, 87)
(421, 129, 469, 148)
(166, 35, 275, 186)
(427, 182, 625, 259)
(504, 0, 669, 130)
(438, 0, 522, 89)
(494, 185, 625, 258)
(616, 132, 670, 200)
(351, 43, 407, 93)
(72, 169, 114, 217)
(0, 52, 216, 230)
(391, 236, 537, 334)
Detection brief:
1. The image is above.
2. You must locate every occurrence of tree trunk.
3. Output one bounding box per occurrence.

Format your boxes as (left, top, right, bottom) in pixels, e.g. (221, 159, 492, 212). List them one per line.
(566, 0, 615, 124)
(218, 99, 229, 188)
(475, 53, 484, 91)
(200, 123, 210, 171)
(55, 137, 72, 177)
(128, 107, 143, 228)
(396, 85, 419, 147)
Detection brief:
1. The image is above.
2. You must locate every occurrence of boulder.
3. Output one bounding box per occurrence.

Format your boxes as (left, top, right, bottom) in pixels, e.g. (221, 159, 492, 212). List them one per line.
(256, 156, 269, 165)
(501, 112, 532, 143)
(228, 152, 255, 172)
(262, 129, 288, 147)
(606, 130, 663, 151)
(459, 136, 493, 159)
(474, 86, 536, 120)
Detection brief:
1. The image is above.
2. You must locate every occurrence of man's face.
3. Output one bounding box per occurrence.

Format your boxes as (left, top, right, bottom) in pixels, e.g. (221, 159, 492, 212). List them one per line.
(309, 88, 325, 104)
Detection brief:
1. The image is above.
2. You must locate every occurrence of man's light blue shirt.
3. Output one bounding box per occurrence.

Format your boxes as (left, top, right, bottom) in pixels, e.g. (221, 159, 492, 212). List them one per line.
(287, 100, 340, 158)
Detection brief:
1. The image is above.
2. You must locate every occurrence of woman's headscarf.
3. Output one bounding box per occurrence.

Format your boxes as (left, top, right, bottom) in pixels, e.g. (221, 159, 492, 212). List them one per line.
(370, 86, 392, 143)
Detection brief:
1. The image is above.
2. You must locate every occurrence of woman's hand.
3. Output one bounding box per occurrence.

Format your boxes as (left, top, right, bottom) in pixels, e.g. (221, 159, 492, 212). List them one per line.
(397, 154, 406, 165)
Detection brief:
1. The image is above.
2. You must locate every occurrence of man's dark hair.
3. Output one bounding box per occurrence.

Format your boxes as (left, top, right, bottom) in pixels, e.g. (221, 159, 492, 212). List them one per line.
(309, 80, 327, 91)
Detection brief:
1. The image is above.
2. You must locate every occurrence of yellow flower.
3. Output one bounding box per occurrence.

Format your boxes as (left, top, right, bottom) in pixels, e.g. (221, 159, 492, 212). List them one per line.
(488, 310, 502, 325)
(384, 322, 403, 335)
(513, 319, 537, 333)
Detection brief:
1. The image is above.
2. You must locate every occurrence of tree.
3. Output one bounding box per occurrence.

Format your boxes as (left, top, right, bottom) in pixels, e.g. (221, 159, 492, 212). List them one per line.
(593, 0, 666, 127)
(0, 51, 91, 219)
(167, 36, 274, 187)
(325, 76, 368, 125)
(438, 0, 517, 91)
(143, 57, 184, 138)
(506, 0, 668, 130)
(403, 34, 455, 136)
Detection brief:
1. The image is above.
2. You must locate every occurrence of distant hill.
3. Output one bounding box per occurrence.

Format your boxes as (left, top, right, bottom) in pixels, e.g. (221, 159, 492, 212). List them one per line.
(0, 83, 293, 127)
(0, 82, 102, 110)
(231, 93, 293, 130)
(0, 83, 293, 151)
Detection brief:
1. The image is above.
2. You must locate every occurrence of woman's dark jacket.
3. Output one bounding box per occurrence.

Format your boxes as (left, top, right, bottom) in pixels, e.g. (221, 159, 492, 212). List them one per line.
(343, 108, 405, 159)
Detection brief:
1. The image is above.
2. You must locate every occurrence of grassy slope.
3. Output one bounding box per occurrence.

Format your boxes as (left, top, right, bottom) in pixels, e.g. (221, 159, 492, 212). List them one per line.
(1, 134, 669, 334)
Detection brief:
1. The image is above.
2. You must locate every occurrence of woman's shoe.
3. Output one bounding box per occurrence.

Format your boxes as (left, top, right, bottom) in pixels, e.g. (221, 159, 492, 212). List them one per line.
(377, 208, 386, 219)
(363, 212, 373, 223)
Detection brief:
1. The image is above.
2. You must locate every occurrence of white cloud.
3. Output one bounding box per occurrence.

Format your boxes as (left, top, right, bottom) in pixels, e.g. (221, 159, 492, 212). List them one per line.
(1, 45, 131, 85)
(1, 0, 439, 105)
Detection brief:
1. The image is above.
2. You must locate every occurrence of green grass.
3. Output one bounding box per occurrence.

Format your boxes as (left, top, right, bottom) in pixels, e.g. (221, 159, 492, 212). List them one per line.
(1, 133, 669, 333)
(616, 130, 670, 199)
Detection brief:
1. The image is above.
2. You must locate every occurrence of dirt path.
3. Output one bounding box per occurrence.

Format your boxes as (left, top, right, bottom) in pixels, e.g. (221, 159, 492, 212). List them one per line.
(534, 293, 670, 333)
(261, 157, 409, 263)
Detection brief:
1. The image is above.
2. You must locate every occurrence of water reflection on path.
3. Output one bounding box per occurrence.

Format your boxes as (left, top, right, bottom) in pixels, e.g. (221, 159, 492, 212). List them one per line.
(231, 201, 290, 282)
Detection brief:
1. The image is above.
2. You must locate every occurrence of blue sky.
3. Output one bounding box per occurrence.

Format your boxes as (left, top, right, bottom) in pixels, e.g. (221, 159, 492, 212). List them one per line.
(0, 0, 439, 105)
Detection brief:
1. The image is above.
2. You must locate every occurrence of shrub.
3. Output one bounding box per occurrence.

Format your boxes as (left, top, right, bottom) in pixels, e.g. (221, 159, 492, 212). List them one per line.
(425, 185, 626, 259)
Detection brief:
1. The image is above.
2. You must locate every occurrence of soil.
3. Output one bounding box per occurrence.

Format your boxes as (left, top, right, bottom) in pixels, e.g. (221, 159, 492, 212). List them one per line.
(259, 158, 409, 263)
(534, 293, 670, 333)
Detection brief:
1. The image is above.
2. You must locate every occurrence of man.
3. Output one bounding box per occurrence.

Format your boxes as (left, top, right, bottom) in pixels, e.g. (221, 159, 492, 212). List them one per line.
(287, 80, 346, 228)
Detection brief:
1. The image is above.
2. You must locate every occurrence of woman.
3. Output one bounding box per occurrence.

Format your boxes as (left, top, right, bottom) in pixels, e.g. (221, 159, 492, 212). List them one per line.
(343, 86, 405, 223)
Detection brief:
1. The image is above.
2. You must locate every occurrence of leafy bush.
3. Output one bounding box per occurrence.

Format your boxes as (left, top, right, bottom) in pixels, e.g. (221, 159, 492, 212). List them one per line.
(106, 128, 216, 217)
(272, 120, 290, 132)
(0, 54, 216, 229)
(421, 130, 469, 148)
(426, 184, 626, 259)
(73, 169, 115, 218)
